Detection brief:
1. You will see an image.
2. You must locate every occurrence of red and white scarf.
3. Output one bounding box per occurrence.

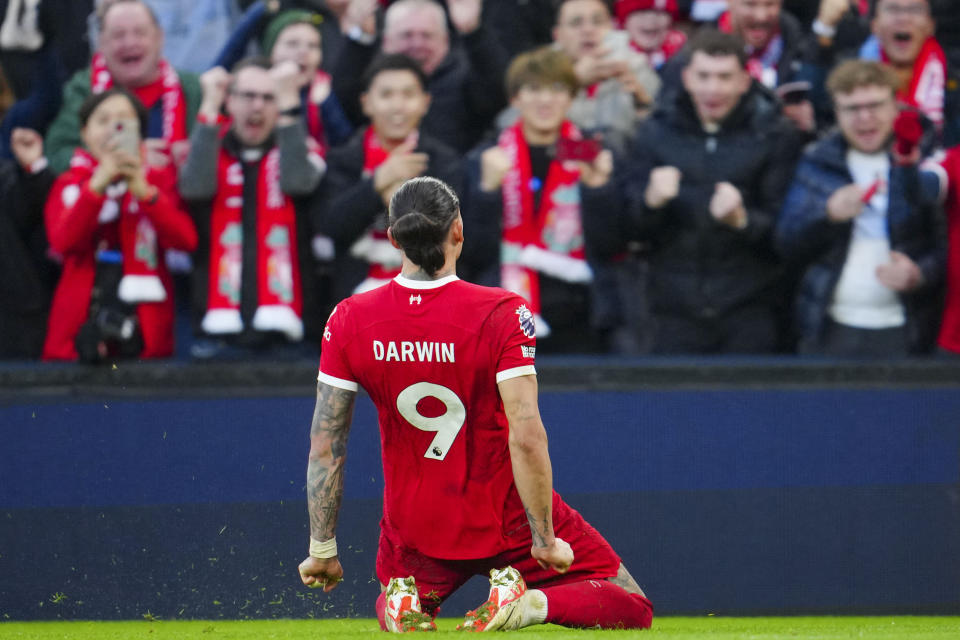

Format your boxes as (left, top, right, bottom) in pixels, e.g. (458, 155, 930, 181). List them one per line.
(629, 29, 687, 70)
(348, 126, 417, 294)
(63, 149, 166, 303)
(498, 121, 593, 337)
(90, 52, 188, 144)
(305, 71, 331, 157)
(718, 11, 783, 89)
(201, 145, 305, 340)
(882, 36, 946, 128)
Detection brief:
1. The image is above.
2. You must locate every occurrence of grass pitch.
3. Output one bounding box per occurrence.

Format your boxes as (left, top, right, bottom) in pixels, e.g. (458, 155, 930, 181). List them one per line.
(1, 617, 959, 639)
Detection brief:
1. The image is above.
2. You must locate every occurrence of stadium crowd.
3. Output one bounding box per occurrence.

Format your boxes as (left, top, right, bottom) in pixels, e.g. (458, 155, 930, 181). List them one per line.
(3, 0, 960, 360)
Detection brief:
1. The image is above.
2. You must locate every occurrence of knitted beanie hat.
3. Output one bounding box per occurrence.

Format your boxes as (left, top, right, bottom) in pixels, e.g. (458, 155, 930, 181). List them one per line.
(261, 10, 324, 56)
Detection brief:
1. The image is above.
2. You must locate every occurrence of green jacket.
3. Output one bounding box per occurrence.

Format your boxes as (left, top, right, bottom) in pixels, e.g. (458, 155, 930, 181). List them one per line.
(45, 67, 202, 174)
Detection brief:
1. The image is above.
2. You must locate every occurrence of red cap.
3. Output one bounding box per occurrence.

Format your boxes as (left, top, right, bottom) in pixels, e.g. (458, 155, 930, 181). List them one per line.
(615, 0, 679, 24)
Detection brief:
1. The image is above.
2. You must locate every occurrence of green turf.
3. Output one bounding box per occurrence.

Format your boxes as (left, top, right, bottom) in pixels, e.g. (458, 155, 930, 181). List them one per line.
(1, 617, 959, 639)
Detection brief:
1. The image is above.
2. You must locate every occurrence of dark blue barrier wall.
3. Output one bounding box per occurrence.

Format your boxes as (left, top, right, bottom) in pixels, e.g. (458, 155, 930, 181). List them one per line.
(1, 361, 959, 620)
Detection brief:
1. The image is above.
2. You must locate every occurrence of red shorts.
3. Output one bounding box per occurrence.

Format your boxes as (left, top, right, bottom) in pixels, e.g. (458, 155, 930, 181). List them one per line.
(375, 492, 621, 615)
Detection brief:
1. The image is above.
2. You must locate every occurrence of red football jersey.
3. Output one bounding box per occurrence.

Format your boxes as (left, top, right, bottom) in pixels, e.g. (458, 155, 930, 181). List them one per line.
(318, 274, 538, 559)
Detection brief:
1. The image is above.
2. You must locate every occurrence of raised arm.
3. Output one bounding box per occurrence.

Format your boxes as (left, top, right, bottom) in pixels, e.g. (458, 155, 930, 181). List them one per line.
(497, 374, 574, 573)
(297, 381, 357, 592)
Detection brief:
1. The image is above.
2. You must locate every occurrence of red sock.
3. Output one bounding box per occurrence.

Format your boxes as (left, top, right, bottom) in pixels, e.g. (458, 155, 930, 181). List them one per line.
(376, 591, 388, 631)
(540, 579, 653, 629)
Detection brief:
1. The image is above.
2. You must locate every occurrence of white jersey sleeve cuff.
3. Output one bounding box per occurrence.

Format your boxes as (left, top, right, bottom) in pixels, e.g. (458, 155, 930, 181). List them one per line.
(317, 370, 359, 392)
(496, 365, 537, 383)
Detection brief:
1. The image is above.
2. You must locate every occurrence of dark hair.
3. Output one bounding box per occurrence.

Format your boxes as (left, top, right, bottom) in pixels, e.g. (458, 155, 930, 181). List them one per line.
(362, 53, 429, 93)
(684, 29, 748, 69)
(388, 177, 460, 276)
(78, 88, 149, 137)
(505, 45, 578, 98)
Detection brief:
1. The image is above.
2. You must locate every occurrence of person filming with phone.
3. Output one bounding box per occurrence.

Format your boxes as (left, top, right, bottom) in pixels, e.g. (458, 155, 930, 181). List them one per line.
(42, 88, 198, 361)
(462, 46, 618, 353)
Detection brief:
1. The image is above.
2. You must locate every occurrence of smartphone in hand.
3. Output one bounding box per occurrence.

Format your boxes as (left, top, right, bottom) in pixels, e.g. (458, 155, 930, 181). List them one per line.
(111, 119, 141, 156)
(555, 137, 602, 163)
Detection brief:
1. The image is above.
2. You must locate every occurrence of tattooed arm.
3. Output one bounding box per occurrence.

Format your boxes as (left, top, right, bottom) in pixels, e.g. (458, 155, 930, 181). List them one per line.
(498, 374, 574, 573)
(297, 381, 357, 592)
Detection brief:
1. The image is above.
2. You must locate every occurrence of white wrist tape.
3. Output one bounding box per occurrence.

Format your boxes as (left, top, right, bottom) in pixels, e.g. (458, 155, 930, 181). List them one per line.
(309, 536, 338, 559)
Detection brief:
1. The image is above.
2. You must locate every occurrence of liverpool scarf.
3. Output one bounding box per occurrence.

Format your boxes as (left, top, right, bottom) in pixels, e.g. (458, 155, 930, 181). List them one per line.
(347, 126, 417, 294)
(202, 146, 304, 340)
(63, 149, 166, 303)
(498, 121, 593, 337)
(90, 53, 188, 144)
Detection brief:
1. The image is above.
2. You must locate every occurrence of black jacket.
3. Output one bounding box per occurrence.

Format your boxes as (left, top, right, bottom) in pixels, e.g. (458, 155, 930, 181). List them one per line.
(331, 23, 508, 153)
(605, 84, 803, 319)
(0, 160, 56, 358)
(312, 128, 463, 305)
(776, 132, 946, 353)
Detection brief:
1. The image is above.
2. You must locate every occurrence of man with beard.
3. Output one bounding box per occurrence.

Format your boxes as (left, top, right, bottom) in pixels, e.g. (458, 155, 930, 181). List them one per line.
(45, 0, 201, 173)
(178, 57, 326, 357)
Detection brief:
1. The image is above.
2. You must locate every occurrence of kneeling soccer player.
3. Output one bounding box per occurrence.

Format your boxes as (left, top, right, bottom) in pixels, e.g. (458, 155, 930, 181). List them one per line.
(297, 177, 653, 631)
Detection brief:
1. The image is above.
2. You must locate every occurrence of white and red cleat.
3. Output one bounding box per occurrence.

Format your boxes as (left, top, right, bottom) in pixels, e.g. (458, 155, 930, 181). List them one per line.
(457, 567, 547, 632)
(384, 576, 437, 633)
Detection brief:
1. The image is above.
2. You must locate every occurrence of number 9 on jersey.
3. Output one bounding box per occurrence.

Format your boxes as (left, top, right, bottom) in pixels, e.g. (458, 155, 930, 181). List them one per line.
(396, 382, 466, 461)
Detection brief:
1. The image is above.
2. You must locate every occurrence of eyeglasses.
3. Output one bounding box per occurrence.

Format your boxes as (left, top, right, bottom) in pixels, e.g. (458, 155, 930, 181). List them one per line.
(231, 90, 276, 104)
(835, 100, 893, 116)
(877, 2, 930, 17)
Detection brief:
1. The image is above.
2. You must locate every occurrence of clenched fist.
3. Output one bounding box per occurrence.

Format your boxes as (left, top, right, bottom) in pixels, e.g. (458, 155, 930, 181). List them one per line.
(826, 183, 865, 222)
(198, 66, 231, 120)
(479, 146, 513, 192)
(644, 166, 681, 209)
(710, 182, 747, 229)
